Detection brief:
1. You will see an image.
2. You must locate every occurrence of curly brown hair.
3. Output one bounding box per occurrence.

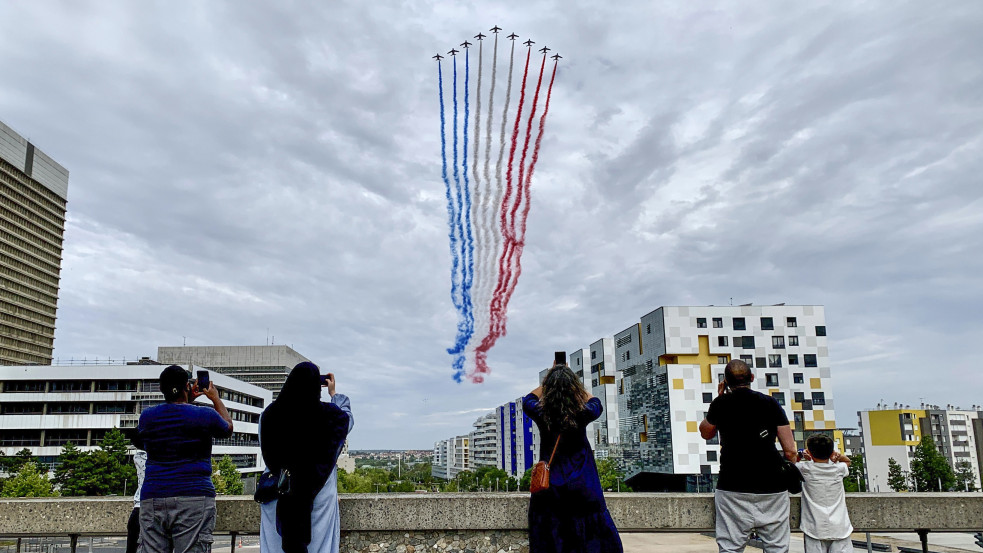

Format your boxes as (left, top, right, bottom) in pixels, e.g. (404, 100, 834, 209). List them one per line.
(539, 365, 589, 432)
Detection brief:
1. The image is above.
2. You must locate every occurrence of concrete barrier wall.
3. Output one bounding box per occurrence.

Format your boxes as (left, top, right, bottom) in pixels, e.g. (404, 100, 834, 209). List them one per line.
(0, 493, 981, 537)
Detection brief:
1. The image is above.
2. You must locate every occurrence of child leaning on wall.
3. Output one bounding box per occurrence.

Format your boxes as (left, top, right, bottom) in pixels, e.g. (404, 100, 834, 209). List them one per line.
(796, 434, 854, 553)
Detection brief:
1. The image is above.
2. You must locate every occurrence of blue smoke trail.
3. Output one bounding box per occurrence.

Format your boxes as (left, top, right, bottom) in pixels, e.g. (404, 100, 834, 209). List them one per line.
(438, 61, 463, 375)
(447, 54, 469, 382)
(456, 47, 476, 368)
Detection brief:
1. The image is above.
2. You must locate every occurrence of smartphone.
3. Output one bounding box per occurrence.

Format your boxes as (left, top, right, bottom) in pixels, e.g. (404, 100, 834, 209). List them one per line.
(554, 351, 567, 366)
(197, 370, 210, 391)
(319, 373, 331, 386)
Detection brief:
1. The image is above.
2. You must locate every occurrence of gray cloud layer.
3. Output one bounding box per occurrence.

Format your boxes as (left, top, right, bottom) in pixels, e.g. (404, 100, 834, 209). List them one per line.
(2, 1, 981, 447)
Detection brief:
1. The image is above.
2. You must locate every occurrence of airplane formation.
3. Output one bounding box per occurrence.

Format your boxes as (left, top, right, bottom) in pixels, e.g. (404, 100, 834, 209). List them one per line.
(433, 26, 561, 63)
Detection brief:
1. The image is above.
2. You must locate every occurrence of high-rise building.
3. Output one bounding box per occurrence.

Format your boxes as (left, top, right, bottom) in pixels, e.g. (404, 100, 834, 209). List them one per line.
(0, 121, 70, 365)
(617, 305, 836, 491)
(432, 434, 470, 480)
(858, 403, 982, 492)
(497, 397, 537, 478)
(565, 339, 620, 456)
(157, 345, 310, 399)
(469, 412, 499, 469)
(0, 363, 270, 472)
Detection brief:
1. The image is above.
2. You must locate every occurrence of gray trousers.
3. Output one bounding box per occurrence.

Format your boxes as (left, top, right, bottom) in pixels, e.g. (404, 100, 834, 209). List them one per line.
(803, 536, 852, 553)
(140, 497, 216, 553)
(714, 489, 790, 553)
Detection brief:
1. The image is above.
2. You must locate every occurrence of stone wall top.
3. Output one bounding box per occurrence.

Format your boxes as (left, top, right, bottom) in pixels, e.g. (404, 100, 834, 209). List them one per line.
(0, 493, 980, 537)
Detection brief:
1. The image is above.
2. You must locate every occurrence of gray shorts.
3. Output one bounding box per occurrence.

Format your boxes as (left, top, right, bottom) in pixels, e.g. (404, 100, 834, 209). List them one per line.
(140, 497, 216, 553)
(803, 535, 852, 553)
(714, 489, 790, 553)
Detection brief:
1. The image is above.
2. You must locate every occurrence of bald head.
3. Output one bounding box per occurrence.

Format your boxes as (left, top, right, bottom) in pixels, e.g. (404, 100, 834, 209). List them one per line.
(725, 359, 753, 388)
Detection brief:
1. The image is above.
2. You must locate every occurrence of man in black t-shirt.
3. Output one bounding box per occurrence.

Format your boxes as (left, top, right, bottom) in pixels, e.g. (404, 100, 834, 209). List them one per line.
(700, 360, 797, 553)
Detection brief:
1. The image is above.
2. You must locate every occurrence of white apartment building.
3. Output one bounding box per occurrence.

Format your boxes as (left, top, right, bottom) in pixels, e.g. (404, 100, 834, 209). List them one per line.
(470, 412, 499, 469)
(432, 434, 470, 480)
(0, 364, 271, 472)
(158, 345, 311, 399)
(617, 305, 836, 491)
(565, 338, 620, 456)
(859, 404, 983, 492)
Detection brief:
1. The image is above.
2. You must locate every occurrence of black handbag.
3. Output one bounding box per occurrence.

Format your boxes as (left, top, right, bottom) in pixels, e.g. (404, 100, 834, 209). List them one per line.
(779, 456, 804, 494)
(254, 468, 292, 504)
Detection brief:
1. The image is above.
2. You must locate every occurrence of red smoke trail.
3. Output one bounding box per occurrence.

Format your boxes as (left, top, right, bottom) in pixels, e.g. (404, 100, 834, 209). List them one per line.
(502, 60, 558, 307)
(471, 46, 532, 380)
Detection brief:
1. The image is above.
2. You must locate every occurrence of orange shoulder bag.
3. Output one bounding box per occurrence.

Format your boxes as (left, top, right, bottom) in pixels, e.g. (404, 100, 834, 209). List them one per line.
(530, 436, 561, 494)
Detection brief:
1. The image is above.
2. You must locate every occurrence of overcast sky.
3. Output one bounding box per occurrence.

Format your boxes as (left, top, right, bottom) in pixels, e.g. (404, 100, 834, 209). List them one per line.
(2, 1, 981, 449)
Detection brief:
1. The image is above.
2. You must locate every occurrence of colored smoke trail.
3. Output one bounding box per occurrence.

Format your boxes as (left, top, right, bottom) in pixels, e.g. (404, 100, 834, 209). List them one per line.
(451, 47, 476, 373)
(470, 40, 487, 364)
(448, 55, 468, 382)
(472, 44, 531, 379)
(437, 61, 462, 332)
(504, 60, 558, 306)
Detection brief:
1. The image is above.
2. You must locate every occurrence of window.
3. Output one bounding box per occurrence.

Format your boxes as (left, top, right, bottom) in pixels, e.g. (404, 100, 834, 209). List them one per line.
(794, 392, 805, 403)
(646, 324, 651, 334)
(718, 336, 729, 347)
(793, 372, 804, 384)
(703, 393, 713, 403)
(804, 354, 818, 367)
(49, 381, 90, 392)
(815, 326, 826, 337)
(707, 451, 718, 462)
(95, 380, 138, 392)
(740, 354, 753, 366)
(788, 336, 799, 346)
(621, 351, 630, 362)
(94, 403, 129, 414)
(697, 317, 707, 328)
(756, 357, 767, 369)
(717, 373, 725, 383)
(733, 337, 742, 347)
(787, 317, 797, 327)
(591, 351, 596, 360)
(772, 392, 786, 406)
(742, 336, 755, 349)
(761, 317, 774, 330)
(772, 336, 785, 349)
(768, 354, 782, 368)
(48, 402, 89, 414)
(766, 373, 779, 387)
(712, 318, 723, 328)
(717, 356, 729, 364)
(812, 392, 826, 406)
(1, 402, 44, 415)
(794, 412, 805, 426)
(733, 318, 746, 331)
(3, 381, 45, 393)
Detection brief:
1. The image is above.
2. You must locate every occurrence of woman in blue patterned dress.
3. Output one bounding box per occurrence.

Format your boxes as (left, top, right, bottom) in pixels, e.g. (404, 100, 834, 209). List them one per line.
(523, 362, 623, 553)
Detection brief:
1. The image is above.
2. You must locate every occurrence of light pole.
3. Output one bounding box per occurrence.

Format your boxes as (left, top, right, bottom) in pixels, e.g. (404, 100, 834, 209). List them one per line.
(616, 477, 622, 493)
(496, 478, 499, 492)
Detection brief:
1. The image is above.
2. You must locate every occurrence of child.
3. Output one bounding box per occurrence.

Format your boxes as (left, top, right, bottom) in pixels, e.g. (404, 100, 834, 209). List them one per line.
(796, 434, 854, 553)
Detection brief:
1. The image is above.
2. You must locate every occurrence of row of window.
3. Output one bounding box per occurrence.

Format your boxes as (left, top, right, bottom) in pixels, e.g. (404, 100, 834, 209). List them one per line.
(702, 390, 826, 406)
(0, 346, 49, 365)
(0, 227, 63, 268)
(735, 353, 819, 368)
(1, 380, 141, 393)
(0, 195, 66, 240)
(0, 402, 137, 415)
(697, 316, 825, 336)
(0, 160, 68, 214)
(0, 207, 64, 253)
(719, 335, 801, 348)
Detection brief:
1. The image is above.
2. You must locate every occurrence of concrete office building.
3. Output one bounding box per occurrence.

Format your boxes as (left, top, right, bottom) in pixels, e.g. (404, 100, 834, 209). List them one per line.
(0, 121, 70, 365)
(617, 305, 837, 491)
(858, 403, 982, 492)
(157, 345, 310, 399)
(0, 364, 271, 472)
(432, 435, 470, 480)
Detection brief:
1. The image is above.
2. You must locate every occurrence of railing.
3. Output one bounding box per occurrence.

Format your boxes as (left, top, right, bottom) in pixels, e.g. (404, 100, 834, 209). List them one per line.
(0, 493, 980, 553)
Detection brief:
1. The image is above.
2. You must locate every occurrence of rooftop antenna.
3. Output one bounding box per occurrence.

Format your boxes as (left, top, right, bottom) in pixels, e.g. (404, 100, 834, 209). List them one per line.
(183, 336, 186, 346)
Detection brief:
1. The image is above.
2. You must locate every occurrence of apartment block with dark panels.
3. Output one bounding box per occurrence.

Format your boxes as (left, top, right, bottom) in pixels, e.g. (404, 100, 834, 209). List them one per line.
(0, 121, 69, 365)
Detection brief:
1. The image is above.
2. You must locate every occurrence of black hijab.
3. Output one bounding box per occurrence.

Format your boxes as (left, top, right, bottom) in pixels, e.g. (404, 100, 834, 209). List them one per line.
(260, 362, 350, 553)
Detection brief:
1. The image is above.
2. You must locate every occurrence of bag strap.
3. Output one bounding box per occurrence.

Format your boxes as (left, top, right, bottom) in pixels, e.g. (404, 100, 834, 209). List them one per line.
(546, 435, 561, 468)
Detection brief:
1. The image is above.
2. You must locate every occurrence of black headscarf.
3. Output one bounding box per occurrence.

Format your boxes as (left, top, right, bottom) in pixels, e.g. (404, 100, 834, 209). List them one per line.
(260, 362, 350, 553)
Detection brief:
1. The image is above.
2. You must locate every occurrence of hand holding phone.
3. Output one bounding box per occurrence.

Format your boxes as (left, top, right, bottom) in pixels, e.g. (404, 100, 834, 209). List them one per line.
(320, 373, 336, 396)
(554, 351, 567, 367)
(197, 370, 210, 391)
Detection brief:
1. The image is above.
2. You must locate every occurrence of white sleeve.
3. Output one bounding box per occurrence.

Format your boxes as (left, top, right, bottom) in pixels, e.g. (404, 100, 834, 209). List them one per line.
(836, 462, 849, 478)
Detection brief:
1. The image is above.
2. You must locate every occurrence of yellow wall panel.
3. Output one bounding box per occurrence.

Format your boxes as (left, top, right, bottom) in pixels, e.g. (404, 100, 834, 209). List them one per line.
(672, 378, 684, 390)
(810, 378, 822, 389)
(686, 421, 698, 433)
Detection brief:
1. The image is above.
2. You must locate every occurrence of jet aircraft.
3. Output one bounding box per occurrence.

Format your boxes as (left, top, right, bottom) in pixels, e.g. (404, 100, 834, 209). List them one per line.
(474, 33, 486, 41)
(551, 53, 562, 60)
(490, 26, 502, 34)
(447, 48, 459, 56)
(539, 46, 551, 54)
(523, 39, 535, 46)
(433, 54, 444, 61)
(507, 33, 519, 41)
(460, 40, 472, 49)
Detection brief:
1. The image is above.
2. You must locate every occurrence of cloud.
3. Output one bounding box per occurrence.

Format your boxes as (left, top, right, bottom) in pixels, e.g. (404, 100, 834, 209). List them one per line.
(1, 1, 981, 447)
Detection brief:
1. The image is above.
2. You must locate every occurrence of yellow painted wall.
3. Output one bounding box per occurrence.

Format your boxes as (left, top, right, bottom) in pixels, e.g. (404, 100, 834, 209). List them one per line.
(868, 409, 926, 446)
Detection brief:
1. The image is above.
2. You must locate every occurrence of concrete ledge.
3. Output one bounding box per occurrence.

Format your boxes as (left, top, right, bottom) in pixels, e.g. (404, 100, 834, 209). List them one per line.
(0, 493, 980, 536)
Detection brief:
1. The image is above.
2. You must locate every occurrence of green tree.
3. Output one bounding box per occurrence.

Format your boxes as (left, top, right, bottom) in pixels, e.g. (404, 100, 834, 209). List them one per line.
(212, 456, 243, 495)
(54, 429, 136, 496)
(910, 436, 955, 492)
(1, 462, 55, 497)
(53, 442, 87, 496)
(597, 458, 633, 492)
(886, 458, 908, 492)
(953, 461, 979, 492)
(844, 454, 866, 492)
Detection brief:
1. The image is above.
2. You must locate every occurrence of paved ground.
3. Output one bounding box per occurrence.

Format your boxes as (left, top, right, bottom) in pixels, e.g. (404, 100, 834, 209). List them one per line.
(622, 532, 983, 552)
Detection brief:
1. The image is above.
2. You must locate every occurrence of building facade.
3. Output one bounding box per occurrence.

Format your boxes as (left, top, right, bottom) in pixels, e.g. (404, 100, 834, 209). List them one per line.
(497, 397, 537, 478)
(617, 305, 836, 491)
(0, 364, 271, 472)
(469, 412, 499, 469)
(432, 434, 470, 480)
(157, 345, 310, 399)
(566, 338, 620, 457)
(859, 404, 982, 492)
(0, 121, 70, 365)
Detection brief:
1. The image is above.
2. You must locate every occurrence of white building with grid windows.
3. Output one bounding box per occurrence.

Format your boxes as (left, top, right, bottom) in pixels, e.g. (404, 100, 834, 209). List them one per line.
(616, 305, 836, 491)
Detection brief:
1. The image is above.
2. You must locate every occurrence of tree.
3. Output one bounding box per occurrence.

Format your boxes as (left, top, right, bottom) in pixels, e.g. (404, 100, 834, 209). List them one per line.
(886, 458, 908, 492)
(910, 436, 955, 492)
(953, 461, 979, 492)
(212, 456, 243, 495)
(844, 454, 866, 492)
(597, 458, 633, 492)
(1, 462, 55, 497)
(54, 429, 137, 496)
